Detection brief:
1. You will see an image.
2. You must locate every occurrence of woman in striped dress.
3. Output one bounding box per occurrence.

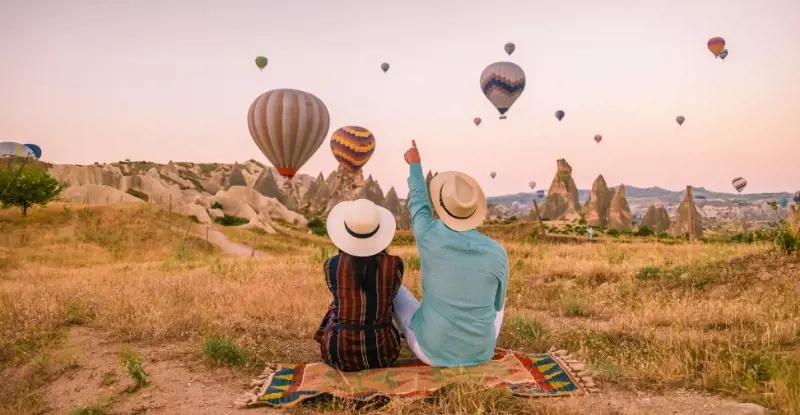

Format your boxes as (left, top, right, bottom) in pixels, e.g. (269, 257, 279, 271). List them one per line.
(313, 199, 405, 371)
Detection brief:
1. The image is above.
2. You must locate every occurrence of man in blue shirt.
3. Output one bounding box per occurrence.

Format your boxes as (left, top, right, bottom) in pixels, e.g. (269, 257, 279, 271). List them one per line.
(393, 140, 509, 367)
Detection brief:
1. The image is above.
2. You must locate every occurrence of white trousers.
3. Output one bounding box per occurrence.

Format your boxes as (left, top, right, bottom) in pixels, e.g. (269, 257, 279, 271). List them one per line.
(393, 286, 505, 366)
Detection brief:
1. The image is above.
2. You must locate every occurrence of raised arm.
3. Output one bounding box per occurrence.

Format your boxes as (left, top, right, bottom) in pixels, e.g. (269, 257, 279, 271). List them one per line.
(404, 140, 433, 237)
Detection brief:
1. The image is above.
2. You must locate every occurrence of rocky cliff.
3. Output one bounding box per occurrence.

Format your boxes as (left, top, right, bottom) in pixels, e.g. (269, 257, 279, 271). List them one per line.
(583, 175, 614, 227)
(670, 192, 703, 238)
(540, 159, 581, 220)
(638, 204, 671, 233)
(608, 184, 633, 231)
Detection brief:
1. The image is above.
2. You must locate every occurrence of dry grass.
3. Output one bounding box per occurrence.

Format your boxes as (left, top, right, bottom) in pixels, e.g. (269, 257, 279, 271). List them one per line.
(1, 204, 799, 414)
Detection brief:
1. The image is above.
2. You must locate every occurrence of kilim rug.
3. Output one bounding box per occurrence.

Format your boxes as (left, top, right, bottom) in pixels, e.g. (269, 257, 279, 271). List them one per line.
(236, 348, 598, 409)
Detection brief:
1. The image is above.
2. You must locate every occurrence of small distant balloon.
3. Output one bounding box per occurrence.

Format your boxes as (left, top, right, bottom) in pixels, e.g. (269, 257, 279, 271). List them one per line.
(719, 49, 729, 60)
(536, 190, 545, 199)
(504, 42, 515, 55)
(594, 134, 603, 143)
(473, 117, 482, 126)
(676, 116, 685, 126)
(255, 56, 268, 71)
(731, 177, 747, 193)
(24, 144, 42, 159)
(693, 194, 707, 208)
(794, 191, 800, 204)
(707, 37, 726, 58)
(381, 62, 390, 73)
(555, 110, 565, 121)
(490, 172, 496, 179)
(528, 181, 536, 190)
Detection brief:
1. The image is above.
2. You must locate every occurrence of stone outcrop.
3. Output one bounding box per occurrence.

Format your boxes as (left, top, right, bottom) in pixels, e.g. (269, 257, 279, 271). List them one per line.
(540, 159, 581, 221)
(360, 175, 386, 207)
(385, 187, 401, 217)
(253, 169, 283, 202)
(638, 204, 670, 233)
(225, 163, 248, 189)
(583, 175, 614, 227)
(670, 191, 703, 238)
(608, 184, 633, 231)
(399, 193, 411, 230)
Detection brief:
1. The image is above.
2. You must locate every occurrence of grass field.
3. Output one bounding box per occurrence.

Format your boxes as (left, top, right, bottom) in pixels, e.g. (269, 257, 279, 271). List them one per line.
(1, 204, 798, 414)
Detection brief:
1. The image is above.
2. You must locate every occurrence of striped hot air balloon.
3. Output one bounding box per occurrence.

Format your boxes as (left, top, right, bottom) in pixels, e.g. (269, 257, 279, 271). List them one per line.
(555, 110, 565, 121)
(707, 37, 725, 58)
(528, 181, 536, 190)
(480, 62, 525, 120)
(676, 116, 685, 126)
(0, 142, 36, 158)
(247, 89, 330, 179)
(473, 117, 482, 126)
(731, 177, 747, 193)
(594, 134, 603, 143)
(330, 126, 376, 174)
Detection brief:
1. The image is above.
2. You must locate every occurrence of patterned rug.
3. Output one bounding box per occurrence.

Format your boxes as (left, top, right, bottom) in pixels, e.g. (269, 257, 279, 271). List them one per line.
(236, 348, 598, 409)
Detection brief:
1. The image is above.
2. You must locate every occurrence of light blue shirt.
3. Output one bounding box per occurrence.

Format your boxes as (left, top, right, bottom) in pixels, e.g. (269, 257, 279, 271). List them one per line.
(407, 163, 509, 367)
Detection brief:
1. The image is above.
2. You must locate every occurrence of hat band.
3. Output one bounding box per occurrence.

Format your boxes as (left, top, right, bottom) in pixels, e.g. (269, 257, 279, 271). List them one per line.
(439, 183, 476, 220)
(345, 222, 380, 239)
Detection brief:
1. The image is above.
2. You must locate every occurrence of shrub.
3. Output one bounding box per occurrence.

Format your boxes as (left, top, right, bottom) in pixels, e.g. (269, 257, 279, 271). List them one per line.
(125, 188, 149, 202)
(214, 214, 248, 227)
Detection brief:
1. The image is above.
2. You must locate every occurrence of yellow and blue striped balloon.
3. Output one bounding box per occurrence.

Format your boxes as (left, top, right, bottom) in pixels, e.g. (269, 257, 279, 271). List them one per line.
(330, 126, 376, 173)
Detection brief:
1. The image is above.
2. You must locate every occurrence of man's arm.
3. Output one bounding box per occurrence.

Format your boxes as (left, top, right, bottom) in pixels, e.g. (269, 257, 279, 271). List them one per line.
(493, 250, 509, 338)
(407, 162, 434, 237)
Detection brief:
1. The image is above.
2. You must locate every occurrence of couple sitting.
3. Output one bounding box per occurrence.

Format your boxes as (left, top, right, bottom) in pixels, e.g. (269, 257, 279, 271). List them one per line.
(313, 140, 509, 371)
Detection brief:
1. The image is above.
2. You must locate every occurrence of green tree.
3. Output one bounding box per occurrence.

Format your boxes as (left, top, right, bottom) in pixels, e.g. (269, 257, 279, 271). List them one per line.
(0, 167, 65, 216)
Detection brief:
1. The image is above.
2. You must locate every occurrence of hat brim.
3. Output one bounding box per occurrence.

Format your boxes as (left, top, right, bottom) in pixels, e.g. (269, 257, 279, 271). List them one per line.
(326, 201, 397, 257)
(429, 172, 487, 232)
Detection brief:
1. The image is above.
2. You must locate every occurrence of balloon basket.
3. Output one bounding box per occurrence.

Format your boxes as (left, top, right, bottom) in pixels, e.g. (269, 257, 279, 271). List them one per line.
(499, 115, 507, 120)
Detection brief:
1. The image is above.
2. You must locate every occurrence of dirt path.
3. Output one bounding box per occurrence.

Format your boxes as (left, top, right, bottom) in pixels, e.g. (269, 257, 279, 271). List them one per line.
(170, 223, 259, 258)
(20, 328, 770, 415)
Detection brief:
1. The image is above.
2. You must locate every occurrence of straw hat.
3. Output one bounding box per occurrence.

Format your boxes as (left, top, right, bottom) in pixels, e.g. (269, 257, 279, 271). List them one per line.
(429, 171, 487, 231)
(326, 199, 397, 257)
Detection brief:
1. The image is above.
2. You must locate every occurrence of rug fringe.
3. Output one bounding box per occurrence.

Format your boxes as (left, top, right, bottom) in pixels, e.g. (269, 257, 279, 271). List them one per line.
(234, 363, 281, 408)
(549, 348, 599, 393)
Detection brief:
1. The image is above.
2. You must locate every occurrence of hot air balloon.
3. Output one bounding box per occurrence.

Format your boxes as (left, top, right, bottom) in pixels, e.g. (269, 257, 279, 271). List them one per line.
(794, 191, 800, 204)
(255, 56, 268, 71)
(707, 37, 725, 58)
(381, 62, 390, 73)
(693, 194, 707, 208)
(504, 42, 515, 55)
(780, 198, 789, 208)
(473, 117, 482, 126)
(528, 181, 536, 190)
(594, 134, 603, 143)
(719, 49, 728, 60)
(330, 126, 376, 174)
(536, 190, 545, 199)
(511, 201, 520, 209)
(480, 62, 525, 120)
(731, 177, 747, 193)
(490, 172, 496, 179)
(555, 110, 565, 121)
(676, 116, 685, 126)
(24, 144, 42, 159)
(0, 142, 36, 159)
(247, 89, 330, 180)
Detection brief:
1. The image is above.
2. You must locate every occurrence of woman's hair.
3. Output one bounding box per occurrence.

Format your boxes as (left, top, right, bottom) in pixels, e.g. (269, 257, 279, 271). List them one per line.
(344, 249, 387, 292)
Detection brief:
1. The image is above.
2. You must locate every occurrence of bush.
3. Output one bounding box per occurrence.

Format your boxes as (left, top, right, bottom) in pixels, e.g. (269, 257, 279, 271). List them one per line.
(125, 188, 149, 202)
(211, 201, 223, 210)
(0, 166, 64, 216)
(214, 214, 248, 226)
(634, 226, 654, 237)
(307, 217, 327, 236)
(607, 229, 621, 237)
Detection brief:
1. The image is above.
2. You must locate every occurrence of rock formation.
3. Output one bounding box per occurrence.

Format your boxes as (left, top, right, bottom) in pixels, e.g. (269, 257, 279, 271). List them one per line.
(638, 204, 671, 233)
(608, 184, 633, 231)
(253, 169, 284, 202)
(540, 159, 581, 221)
(583, 175, 614, 227)
(360, 175, 386, 207)
(399, 193, 411, 230)
(225, 163, 248, 189)
(670, 191, 703, 238)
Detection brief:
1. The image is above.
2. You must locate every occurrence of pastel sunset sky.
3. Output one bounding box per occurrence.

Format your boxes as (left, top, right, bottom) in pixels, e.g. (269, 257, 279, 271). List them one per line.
(1, 0, 798, 196)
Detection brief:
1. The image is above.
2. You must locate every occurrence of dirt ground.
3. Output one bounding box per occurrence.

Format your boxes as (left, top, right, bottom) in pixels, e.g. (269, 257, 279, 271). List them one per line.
(5, 327, 769, 415)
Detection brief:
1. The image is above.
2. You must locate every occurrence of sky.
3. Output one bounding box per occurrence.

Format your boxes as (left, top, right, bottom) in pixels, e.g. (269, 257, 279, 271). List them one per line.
(1, 0, 799, 197)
